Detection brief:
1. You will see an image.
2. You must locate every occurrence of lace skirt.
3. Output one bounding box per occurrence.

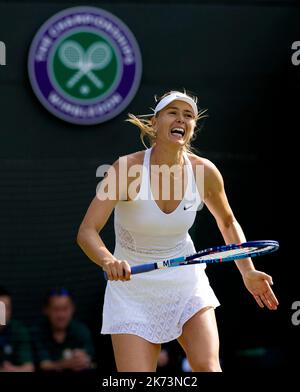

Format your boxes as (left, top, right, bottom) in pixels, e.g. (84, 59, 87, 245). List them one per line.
(101, 243, 220, 343)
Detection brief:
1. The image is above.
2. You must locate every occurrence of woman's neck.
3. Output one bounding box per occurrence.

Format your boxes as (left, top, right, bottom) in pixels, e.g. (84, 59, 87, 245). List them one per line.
(151, 144, 185, 167)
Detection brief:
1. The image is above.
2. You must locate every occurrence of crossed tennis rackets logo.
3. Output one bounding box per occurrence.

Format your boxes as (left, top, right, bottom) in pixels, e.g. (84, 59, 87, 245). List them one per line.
(58, 40, 112, 89)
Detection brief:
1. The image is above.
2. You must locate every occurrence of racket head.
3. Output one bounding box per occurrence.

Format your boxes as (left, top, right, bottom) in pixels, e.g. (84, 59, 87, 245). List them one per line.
(187, 240, 279, 264)
(86, 42, 112, 69)
(59, 41, 84, 69)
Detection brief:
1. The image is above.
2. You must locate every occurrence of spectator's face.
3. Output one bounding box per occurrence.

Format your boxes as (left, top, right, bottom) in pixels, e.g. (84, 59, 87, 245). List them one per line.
(44, 296, 74, 330)
(0, 295, 12, 324)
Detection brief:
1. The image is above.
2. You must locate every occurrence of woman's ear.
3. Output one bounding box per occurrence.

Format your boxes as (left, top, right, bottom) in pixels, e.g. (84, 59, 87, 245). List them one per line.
(151, 116, 157, 130)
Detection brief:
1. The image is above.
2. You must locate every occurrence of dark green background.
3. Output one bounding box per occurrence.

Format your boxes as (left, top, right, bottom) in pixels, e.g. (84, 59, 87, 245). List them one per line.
(0, 0, 298, 371)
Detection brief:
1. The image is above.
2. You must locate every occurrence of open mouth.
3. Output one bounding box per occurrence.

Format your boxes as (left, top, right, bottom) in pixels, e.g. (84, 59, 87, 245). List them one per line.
(170, 127, 185, 138)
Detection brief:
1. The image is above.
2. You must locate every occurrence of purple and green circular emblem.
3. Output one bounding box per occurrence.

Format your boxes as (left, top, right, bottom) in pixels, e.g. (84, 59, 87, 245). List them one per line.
(28, 7, 142, 124)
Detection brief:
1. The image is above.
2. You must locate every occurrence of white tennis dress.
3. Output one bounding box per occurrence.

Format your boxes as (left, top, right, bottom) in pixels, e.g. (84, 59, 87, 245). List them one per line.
(101, 147, 220, 343)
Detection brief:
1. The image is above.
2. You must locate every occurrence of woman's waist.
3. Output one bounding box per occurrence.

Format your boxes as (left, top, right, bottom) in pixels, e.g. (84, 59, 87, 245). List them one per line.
(114, 235, 195, 265)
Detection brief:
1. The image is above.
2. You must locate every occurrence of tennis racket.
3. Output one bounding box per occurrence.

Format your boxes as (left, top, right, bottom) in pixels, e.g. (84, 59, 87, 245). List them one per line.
(104, 240, 279, 280)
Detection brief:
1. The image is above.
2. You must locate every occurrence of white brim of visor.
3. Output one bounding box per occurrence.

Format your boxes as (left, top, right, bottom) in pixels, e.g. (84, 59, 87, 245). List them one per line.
(137, 92, 198, 118)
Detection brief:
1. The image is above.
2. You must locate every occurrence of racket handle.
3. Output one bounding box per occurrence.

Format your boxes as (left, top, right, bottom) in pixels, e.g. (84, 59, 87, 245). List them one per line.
(131, 263, 156, 275)
(103, 263, 156, 280)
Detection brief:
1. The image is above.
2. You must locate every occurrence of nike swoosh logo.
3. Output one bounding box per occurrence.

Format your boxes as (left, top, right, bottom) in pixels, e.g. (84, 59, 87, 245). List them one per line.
(184, 204, 194, 210)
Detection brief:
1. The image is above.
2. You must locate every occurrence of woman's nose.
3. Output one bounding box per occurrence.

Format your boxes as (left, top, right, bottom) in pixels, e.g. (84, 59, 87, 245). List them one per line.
(176, 115, 184, 123)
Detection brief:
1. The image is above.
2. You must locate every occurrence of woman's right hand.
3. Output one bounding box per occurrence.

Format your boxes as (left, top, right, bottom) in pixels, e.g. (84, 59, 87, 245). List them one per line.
(101, 257, 131, 281)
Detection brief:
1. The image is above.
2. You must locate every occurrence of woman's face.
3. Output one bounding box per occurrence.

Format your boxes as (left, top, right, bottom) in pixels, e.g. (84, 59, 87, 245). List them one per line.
(152, 100, 196, 147)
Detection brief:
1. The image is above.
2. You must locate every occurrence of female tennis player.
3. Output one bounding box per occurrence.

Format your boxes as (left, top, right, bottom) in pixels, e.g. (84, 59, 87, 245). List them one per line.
(77, 90, 279, 372)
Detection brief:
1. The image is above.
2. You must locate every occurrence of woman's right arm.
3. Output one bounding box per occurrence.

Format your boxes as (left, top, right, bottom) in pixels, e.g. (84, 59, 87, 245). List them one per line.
(76, 159, 131, 281)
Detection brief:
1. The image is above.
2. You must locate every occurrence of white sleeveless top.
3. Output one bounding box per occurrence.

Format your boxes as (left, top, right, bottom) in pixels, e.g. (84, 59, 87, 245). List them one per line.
(101, 147, 220, 343)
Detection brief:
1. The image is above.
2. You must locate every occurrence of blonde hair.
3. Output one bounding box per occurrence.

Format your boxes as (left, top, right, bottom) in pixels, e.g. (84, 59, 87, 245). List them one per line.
(125, 89, 208, 153)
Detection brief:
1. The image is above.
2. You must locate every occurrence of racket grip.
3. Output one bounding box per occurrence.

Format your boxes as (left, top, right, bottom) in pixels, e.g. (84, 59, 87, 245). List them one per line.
(131, 263, 156, 275)
(103, 263, 155, 280)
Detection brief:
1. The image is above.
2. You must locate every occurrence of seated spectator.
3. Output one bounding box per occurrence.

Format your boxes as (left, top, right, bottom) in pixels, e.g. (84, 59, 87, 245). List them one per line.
(32, 287, 95, 372)
(181, 356, 192, 372)
(157, 345, 170, 371)
(157, 342, 182, 373)
(0, 286, 34, 372)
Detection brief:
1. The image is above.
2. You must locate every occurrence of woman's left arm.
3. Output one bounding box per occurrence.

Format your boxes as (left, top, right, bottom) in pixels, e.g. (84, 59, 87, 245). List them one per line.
(197, 158, 279, 310)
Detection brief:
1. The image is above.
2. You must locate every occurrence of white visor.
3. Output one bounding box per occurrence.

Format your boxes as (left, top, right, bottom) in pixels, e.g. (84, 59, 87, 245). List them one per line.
(154, 92, 198, 117)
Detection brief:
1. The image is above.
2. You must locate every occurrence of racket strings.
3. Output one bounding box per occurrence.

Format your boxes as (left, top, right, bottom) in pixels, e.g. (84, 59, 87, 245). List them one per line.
(59, 42, 83, 68)
(64, 47, 81, 65)
(89, 46, 110, 67)
(199, 246, 270, 261)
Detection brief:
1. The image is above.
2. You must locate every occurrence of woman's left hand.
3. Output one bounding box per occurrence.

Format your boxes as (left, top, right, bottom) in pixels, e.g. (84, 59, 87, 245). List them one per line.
(242, 270, 279, 310)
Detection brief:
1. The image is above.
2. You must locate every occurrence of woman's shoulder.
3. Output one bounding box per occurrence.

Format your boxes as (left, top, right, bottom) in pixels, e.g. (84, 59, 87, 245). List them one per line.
(187, 152, 216, 171)
(108, 150, 146, 187)
(123, 150, 145, 165)
(187, 152, 223, 184)
(113, 149, 146, 170)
